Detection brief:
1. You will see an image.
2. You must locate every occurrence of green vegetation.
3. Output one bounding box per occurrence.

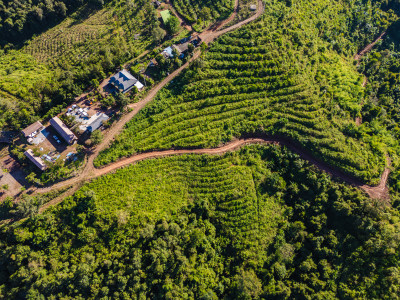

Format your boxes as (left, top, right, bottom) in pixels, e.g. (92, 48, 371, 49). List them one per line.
(0, 0, 87, 46)
(3, 0, 400, 298)
(165, 15, 181, 35)
(2, 146, 400, 298)
(0, 0, 157, 131)
(0, 51, 51, 129)
(172, 0, 234, 24)
(96, 0, 400, 184)
(357, 18, 400, 195)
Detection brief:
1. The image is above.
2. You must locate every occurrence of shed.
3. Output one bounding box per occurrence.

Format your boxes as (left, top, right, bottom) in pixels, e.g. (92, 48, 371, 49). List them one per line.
(250, 4, 257, 11)
(24, 149, 47, 171)
(50, 116, 77, 144)
(21, 121, 44, 138)
(86, 113, 110, 133)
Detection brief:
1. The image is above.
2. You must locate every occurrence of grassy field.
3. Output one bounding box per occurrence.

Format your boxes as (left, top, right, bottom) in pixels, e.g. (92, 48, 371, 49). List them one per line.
(95, 0, 392, 184)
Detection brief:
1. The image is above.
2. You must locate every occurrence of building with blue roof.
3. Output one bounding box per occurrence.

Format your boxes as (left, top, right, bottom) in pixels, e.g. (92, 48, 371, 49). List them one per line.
(109, 69, 144, 94)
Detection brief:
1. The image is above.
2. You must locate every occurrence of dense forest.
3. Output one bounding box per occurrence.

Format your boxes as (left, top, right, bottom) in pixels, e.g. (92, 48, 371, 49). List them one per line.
(1, 0, 400, 298)
(172, 0, 233, 23)
(1, 145, 400, 298)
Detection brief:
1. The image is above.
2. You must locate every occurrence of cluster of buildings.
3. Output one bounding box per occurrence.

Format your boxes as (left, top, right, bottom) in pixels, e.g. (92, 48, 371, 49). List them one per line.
(22, 116, 77, 171)
(161, 36, 202, 60)
(22, 68, 142, 172)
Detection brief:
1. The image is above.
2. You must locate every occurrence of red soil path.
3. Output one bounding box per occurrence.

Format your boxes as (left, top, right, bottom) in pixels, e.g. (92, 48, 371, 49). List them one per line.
(34, 0, 390, 213)
(354, 32, 386, 61)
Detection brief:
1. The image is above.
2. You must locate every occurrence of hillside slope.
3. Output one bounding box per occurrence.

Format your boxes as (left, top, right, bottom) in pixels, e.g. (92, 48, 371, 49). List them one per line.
(1, 145, 400, 298)
(96, 0, 398, 184)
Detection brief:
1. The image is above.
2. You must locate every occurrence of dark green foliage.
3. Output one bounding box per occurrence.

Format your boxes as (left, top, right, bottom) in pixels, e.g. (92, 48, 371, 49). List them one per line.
(90, 130, 103, 145)
(1, 146, 400, 298)
(96, 0, 398, 184)
(172, 0, 233, 23)
(0, 0, 98, 46)
(165, 15, 181, 34)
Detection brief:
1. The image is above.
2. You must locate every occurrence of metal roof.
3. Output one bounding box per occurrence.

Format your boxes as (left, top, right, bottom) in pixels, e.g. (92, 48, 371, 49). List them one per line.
(21, 121, 44, 138)
(50, 116, 77, 144)
(24, 149, 47, 171)
(109, 69, 144, 93)
(86, 113, 109, 133)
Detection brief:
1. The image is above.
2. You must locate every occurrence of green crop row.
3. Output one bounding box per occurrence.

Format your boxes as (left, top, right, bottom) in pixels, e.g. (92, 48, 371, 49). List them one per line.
(96, 0, 392, 184)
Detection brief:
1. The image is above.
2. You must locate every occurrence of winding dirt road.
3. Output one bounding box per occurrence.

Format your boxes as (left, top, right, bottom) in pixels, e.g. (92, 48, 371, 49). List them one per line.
(94, 137, 390, 201)
(354, 32, 386, 61)
(35, 0, 391, 212)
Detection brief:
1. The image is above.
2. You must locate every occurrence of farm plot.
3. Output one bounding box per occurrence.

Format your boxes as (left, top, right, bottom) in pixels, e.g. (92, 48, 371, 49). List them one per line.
(68, 145, 285, 255)
(96, 0, 387, 184)
(24, 8, 112, 64)
(23, 1, 153, 68)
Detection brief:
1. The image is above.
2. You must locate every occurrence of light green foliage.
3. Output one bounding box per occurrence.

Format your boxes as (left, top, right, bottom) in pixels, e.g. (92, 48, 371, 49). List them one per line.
(173, 0, 234, 23)
(1, 146, 400, 298)
(0, 52, 50, 98)
(0, 51, 51, 129)
(96, 0, 395, 183)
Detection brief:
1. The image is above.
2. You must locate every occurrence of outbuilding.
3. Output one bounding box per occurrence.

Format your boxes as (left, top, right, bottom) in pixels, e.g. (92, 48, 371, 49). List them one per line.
(21, 121, 44, 138)
(24, 149, 47, 171)
(50, 116, 77, 144)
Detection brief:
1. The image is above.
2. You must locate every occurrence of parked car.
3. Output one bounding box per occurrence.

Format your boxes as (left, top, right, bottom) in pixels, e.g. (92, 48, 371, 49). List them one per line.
(180, 36, 192, 44)
(53, 135, 61, 144)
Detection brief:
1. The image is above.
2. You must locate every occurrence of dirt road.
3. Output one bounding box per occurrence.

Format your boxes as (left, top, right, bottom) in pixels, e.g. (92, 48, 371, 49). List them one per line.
(40, 136, 390, 212)
(34, 0, 264, 197)
(354, 32, 386, 61)
(31, 0, 391, 212)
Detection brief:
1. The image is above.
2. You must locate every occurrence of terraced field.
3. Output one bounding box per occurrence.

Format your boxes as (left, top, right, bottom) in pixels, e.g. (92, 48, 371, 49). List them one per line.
(172, 0, 234, 23)
(24, 9, 111, 64)
(23, 1, 152, 68)
(85, 145, 283, 254)
(96, 0, 386, 184)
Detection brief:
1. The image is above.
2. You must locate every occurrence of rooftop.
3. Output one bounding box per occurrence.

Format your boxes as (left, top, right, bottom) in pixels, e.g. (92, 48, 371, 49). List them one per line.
(21, 121, 44, 138)
(109, 69, 143, 93)
(86, 113, 110, 133)
(24, 149, 47, 171)
(50, 116, 77, 144)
